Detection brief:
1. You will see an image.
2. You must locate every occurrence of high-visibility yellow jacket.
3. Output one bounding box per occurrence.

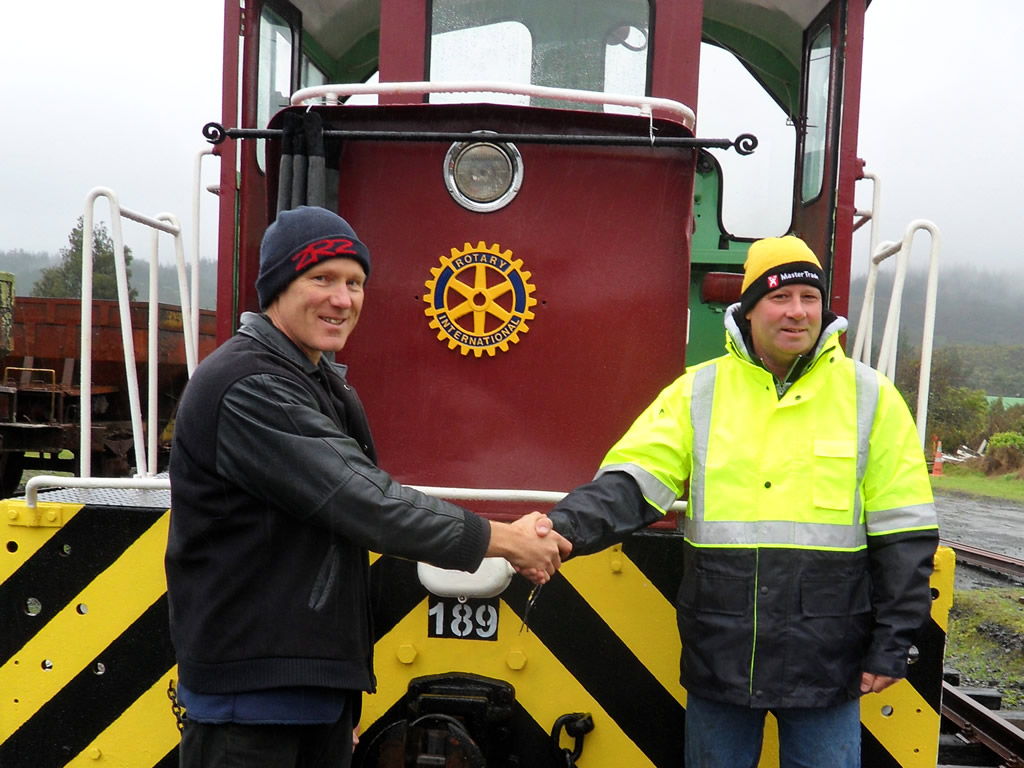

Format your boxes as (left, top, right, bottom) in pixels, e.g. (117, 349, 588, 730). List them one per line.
(550, 309, 939, 708)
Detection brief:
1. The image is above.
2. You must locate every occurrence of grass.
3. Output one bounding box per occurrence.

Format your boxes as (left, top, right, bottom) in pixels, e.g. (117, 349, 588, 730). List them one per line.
(946, 587, 1024, 709)
(933, 462, 1024, 709)
(14, 450, 76, 492)
(930, 463, 1024, 504)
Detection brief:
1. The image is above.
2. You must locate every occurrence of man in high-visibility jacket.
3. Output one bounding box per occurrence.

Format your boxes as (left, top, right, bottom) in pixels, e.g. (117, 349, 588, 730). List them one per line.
(547, 236, 938, 768)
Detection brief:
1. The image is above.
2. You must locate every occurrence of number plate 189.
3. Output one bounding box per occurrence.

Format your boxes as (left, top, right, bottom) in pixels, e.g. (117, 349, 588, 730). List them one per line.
(427, 596, 500, 641)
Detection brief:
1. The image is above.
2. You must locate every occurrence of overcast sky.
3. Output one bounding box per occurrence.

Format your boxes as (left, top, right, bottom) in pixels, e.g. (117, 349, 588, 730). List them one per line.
(1, 0, 1021, 282)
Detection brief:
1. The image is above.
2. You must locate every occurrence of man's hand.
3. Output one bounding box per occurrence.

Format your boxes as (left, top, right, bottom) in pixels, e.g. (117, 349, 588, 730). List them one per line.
(860, 672, 899, 694)
(487, 512, 572, 585)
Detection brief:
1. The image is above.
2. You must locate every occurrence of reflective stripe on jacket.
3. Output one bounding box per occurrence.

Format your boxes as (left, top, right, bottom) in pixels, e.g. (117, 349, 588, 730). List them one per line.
(601, 319, 936, 552)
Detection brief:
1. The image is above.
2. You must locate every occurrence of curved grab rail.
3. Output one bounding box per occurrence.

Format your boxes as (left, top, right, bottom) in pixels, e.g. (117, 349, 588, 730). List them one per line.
(82, 189, 158, 478)
(80, 188, 199, 478)
(25, 475, 171, 506)
(291, 80, 695, 130)
(853, 218, 941, 449)
(875, 220, 941, 449)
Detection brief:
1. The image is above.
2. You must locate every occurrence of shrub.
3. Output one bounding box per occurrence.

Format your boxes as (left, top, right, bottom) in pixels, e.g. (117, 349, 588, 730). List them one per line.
(988, 431, 1024, 452)
(983, 443, 1024, 476)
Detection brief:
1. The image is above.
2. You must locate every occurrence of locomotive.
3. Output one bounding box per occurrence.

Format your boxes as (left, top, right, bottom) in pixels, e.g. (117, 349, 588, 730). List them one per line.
(0, 1, 954, 766)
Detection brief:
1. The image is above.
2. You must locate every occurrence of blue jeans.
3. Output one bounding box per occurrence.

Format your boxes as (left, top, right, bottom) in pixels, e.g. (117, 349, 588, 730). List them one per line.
(685, 692, 861, 768)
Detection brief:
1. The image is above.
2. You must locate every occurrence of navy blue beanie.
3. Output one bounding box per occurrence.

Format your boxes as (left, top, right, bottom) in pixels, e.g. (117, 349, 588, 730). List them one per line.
(256, 206, 371, 309)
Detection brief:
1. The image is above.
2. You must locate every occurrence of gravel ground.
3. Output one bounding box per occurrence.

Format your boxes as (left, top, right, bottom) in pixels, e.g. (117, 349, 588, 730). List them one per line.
(935, 491, 1024, 589)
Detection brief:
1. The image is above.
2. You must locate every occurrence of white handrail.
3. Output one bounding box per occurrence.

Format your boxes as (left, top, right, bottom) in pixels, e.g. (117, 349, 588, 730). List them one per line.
(25, 475, 170, 507)
(875, 221, 941, 449)
(80, 188, 199, 479)
(291, 80, 696, 130)
(148, 225, 160, 474)
(851, 171, 881, 363)
(854, 220, 942, 450)
(192, 149, 216, 343)
(407, 486, 688, 513)
(854, 238, 901, 368)
(159, 213, 198, 377)
(851, 172, 943, 448)
(23, 477, 688, 513)
(82, 189, 154, 477)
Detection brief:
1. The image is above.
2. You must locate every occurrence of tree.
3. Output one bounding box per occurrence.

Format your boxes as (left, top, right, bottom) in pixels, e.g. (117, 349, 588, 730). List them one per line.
(928, 386, 988, 450)
(895, 348, 988, 450)
(987, 400, 1024, 438)
(32, 218, 138, 300)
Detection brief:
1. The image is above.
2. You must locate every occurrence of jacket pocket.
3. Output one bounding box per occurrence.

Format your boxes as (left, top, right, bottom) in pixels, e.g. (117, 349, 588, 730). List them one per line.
(801, 574, 871, 617)
(308, 542, 339, 612)
(790, 573, 872, 694)
(679, 573, 751, 616)
(812, 439, 856, 512)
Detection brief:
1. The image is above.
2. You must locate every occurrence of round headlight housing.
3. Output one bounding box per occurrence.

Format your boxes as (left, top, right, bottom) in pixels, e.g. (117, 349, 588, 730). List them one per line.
(444, 137, 523, 213)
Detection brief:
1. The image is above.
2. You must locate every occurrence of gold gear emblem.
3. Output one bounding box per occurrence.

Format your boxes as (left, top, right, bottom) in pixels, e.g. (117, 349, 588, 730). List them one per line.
(424, 242, 537, 357)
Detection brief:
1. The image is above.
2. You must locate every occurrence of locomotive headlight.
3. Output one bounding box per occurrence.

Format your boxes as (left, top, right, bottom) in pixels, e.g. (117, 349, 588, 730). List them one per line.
(444, 136, 523, 212)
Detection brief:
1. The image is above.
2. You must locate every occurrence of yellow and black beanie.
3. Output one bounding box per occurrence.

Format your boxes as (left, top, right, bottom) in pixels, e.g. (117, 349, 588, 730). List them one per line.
(738, 236, 825, 318)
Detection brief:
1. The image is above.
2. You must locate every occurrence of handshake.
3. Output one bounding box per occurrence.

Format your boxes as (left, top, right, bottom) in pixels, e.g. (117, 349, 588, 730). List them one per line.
(488, 512, 573, 585)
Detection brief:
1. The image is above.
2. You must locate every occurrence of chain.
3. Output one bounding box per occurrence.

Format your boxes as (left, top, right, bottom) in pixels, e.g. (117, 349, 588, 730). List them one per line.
(167, 678, 187, 733)
(551, 713, 593, 767)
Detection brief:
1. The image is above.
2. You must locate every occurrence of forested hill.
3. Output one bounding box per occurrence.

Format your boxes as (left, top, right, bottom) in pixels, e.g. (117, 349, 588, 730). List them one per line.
(847, 267, 1024, 397)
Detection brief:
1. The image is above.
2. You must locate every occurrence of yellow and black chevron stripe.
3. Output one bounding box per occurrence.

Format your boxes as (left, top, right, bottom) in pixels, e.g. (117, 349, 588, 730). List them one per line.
(362, 535, 955, 768)
(2, 495, 954, 768)
(1, 498, 180, 768)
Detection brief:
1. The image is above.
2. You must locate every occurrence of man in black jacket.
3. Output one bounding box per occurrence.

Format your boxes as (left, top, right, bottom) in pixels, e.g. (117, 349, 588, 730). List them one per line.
(166, 205, 570, 768)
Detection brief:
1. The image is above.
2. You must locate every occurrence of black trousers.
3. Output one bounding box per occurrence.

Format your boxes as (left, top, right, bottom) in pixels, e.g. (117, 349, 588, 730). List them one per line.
(178, 706, 355, 768)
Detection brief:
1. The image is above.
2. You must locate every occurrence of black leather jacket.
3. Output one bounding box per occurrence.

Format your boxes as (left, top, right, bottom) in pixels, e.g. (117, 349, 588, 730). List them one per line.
(166, 312, 489, 695)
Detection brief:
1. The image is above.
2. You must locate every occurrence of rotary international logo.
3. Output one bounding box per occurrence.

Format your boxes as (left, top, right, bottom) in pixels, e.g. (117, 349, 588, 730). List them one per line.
(423, 242, 537, 357)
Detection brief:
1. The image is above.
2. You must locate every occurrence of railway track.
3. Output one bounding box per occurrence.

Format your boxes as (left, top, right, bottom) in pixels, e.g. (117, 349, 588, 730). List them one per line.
(938, 541, 1024, 766)
(941, 681, 1024, 767)
(942, 538, 1024, 581)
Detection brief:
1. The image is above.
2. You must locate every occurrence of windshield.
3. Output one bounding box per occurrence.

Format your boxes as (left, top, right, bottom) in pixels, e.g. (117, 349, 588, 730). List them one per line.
(428, 0, 650, 109)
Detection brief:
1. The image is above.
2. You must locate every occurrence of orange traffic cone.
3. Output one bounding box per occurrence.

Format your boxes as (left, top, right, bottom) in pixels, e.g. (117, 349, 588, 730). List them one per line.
(931, 441, 944, 476)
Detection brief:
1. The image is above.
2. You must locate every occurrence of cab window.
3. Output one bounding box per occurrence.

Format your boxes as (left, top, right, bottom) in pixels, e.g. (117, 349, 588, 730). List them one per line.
(697, 42, 796, 237)
(301, 54, 328, 90)
(801, 25, 831, 202)
(428, 0, 650, 108)
(429, 21, 532, 105)
(257, 6, 295, 172)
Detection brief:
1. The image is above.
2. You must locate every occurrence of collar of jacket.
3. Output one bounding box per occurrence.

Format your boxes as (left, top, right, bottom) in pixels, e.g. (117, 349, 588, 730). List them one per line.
(722, 302, 848, 392)
(236, 311, 351, 379)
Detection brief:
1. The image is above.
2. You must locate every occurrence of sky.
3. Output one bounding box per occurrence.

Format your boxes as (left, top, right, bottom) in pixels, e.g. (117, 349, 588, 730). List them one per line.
(851, 0, 1023, 278)
(1, 0, 1021, 282)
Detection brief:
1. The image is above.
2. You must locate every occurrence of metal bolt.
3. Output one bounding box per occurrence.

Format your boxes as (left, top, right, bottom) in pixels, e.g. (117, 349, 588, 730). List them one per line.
(89, 748, 102, 760)
(610, 545, 623, 573)
(506, 649, 527, 671)
(396, 644, 417, 664)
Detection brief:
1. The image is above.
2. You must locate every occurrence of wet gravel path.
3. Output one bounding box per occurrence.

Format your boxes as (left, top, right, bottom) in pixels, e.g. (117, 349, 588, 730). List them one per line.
(935, 491, 1024, 589)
